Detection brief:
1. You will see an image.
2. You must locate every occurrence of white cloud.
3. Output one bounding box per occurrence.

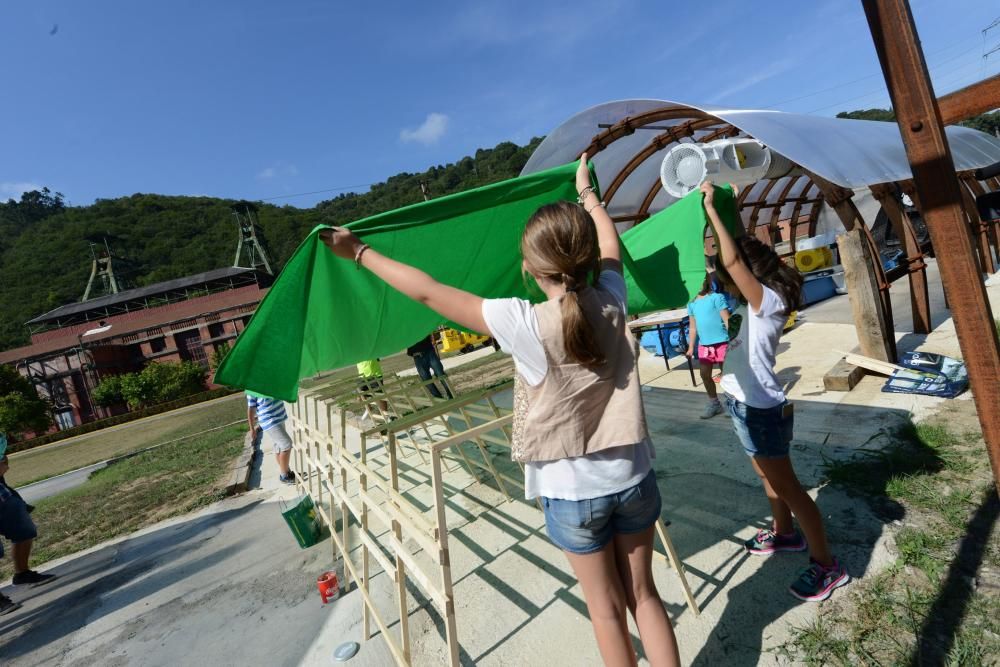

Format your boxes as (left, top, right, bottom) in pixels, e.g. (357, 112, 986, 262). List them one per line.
(256, 163, 298, 180)
(400, 113, 449, 146)
(0, 181, 45, 201)
(709, 58, 797, 103)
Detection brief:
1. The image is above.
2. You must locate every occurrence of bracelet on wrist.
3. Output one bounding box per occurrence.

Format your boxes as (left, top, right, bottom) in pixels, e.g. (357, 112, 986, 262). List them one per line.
(585, 200, 606, 214)
(354, 243, 371, 269)
(577, 186, 595, 203)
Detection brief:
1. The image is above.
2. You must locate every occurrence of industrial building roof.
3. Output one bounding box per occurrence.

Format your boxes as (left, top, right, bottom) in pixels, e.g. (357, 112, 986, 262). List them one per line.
(27, 267, 264, 326)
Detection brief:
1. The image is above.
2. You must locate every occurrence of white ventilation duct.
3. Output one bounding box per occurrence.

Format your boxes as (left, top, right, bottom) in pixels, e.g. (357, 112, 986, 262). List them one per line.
(657, 138, 797, 198)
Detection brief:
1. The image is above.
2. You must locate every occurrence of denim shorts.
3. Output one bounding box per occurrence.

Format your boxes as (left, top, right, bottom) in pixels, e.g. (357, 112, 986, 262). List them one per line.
(0, 493, 38, 558)
(724, 395, 794, 459)
(541, 470, 662, 555)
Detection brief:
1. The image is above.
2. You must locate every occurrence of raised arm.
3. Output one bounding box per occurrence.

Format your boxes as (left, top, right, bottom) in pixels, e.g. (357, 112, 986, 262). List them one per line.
(319, 229, 489, 335)
(701, 181, 763, 312)
(576, 153, 622, 275)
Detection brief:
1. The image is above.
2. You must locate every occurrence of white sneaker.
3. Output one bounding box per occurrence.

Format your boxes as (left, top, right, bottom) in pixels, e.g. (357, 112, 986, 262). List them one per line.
(700, 400, 723, 419)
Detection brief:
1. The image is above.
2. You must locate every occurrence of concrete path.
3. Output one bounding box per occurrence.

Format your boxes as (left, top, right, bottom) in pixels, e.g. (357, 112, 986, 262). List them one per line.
(15, 462, 107, 505)
(15, 420, 246, 504)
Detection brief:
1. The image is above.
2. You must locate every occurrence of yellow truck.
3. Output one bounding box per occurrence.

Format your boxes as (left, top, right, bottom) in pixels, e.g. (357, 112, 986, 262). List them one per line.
(437, 328, 490, 354)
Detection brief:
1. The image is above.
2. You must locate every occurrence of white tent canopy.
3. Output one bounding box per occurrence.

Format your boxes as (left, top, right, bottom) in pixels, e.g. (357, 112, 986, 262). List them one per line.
(522, 99, 1000, 217)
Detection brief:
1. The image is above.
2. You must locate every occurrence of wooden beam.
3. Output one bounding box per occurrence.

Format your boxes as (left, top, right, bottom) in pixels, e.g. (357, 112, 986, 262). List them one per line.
(937, 72, 1000, 126)
(957, 179, 996, 273)
(809, 170, 896, 361)
(870, 185, 932, 333)
(823, 358, 867, 391)
(864, 0, 1000, 494)
(837, 228, 897, 362)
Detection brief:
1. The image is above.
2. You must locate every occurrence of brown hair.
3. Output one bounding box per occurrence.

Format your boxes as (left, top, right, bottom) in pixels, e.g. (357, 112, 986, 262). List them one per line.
(698, 273, 714, 296)
(521, 201, 604, 367)
(717, 236, 802, 315)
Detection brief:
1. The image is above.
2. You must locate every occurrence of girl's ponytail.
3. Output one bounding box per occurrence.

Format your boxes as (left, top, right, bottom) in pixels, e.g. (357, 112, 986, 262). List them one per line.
(522, 202, 606, 368)
(560, 278, 606, 368)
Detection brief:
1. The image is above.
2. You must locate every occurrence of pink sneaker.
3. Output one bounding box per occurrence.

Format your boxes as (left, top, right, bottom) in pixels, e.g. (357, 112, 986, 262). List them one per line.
(789, 558, 850, 601)
(744, 528, 807, 555)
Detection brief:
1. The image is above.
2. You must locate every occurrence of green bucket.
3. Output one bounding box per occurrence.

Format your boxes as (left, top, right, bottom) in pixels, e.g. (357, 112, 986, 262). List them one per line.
(281, 494, 321, 549)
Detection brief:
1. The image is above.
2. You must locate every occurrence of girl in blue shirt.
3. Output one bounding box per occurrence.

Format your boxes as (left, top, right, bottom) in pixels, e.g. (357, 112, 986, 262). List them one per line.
(686, 273, 731, 419)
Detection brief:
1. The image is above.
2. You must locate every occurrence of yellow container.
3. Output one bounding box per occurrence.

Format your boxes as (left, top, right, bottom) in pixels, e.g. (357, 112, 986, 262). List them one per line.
(794, 247, 833, 273)
(437, 328, 489, 354)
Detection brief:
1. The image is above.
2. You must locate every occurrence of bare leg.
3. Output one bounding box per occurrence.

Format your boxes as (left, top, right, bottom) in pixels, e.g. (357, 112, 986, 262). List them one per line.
(613, 527, 680, 667)
(750, 458, 793, 535)
(276, 449, 291, 476)
(699, 362, 717, 400)
(754, 456, 832, 565)
(12, 539, 31, 574)
(564, 544, 637, 666)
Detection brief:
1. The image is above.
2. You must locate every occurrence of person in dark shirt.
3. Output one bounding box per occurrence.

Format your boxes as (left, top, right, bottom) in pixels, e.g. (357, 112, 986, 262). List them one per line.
(406, 334, 453, 400)
(0, 433, 57, 615)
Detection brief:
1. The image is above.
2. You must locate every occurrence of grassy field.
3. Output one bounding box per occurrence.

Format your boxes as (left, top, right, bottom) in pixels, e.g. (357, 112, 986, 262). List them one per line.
(778, 400, 1000, 666)
(6, 395, 246, 487)
(0, 423, 246, 582)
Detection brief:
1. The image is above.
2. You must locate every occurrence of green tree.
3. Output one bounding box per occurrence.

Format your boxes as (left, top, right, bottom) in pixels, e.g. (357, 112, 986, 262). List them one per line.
(209, 341, 231, 371)
(836, 108, 897, 122)
(838, 107, 1000, 136)
(0, 365, 51, 436)
(92, 374, 126, 407)
(0, 137, 545, 353)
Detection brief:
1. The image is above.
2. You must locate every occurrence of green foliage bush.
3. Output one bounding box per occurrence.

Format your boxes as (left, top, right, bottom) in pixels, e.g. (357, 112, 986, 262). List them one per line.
(91, 374, 124, 407)
(0, 364, 51, 436)
(93, 361, 207, 410)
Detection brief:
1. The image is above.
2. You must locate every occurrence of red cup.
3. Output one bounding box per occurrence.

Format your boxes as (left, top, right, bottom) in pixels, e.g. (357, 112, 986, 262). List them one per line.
(317, 571, 339, 603)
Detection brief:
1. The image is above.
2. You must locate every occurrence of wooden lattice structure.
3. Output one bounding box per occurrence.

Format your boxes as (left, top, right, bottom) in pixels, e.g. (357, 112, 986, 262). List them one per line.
(287, 370, 698, 666)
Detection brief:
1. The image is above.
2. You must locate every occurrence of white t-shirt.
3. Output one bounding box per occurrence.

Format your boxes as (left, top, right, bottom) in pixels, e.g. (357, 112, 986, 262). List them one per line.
(482, 271, 653, 501)
(720, 285, 787, 408)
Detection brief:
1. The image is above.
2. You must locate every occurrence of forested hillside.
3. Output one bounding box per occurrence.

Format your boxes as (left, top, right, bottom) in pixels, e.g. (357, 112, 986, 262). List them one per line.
(837, 108, 1000, 135)
(0, 138, 542, 352)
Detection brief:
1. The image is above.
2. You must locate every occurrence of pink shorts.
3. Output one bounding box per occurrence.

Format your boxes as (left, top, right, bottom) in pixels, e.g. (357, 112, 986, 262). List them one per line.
(697, 342, 728, 364)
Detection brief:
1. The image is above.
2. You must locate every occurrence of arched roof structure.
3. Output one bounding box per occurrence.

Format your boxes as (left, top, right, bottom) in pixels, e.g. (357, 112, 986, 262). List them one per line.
(521, 99, 1000, 220)
(521, 99, 1000, 343)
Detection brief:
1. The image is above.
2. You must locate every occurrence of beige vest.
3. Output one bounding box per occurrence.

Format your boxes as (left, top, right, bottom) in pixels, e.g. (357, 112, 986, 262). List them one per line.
(510, 286, 648, 462)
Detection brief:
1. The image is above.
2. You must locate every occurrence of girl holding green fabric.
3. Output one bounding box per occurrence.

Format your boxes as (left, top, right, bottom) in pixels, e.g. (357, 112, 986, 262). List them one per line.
(320, 155, 679, 667)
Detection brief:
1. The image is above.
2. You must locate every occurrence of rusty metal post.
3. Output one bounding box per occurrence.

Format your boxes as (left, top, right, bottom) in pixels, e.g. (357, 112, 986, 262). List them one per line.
(863, 0, 1000, 493)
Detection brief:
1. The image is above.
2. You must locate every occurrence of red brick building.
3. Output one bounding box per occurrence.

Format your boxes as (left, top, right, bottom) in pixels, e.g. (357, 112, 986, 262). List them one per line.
(0, 267, 270, 430)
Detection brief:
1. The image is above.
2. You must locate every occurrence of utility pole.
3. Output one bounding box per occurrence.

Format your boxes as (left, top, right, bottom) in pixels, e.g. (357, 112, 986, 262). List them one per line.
(419, 182, 430, 202)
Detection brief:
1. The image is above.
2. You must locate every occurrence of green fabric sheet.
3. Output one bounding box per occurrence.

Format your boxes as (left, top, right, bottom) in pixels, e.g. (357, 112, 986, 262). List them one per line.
(215, 162, 739, 401)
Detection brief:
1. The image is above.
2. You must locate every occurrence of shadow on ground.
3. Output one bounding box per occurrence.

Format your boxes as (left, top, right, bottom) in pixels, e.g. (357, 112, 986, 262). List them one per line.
(0, 498, 337, 666)
(369, 385, 928, 665)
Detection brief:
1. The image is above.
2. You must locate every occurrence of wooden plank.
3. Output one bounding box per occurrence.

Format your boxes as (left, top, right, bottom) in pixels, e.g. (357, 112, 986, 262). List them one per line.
(431, 449, 461, 667)
(833, 349, 906, 375)
(823, 358, 868, 392)
(655, 520, 700, 616)
(430, 415, 515, 453)
(837, 228, 896, 363)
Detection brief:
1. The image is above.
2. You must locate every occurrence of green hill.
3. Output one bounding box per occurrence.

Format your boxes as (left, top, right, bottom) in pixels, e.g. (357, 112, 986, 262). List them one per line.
(0, 138, 542, 353)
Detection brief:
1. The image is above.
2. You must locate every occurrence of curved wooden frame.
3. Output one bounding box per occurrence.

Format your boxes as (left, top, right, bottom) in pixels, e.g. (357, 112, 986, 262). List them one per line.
(574, 102, 915, 359)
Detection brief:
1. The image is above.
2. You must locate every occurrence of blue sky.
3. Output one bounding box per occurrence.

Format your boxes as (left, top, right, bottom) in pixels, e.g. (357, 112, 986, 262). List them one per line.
(2, 0, 998, 208)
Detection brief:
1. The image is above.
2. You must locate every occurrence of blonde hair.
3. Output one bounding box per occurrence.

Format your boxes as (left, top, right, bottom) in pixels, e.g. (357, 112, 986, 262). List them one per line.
(521, 201, 604, 367)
